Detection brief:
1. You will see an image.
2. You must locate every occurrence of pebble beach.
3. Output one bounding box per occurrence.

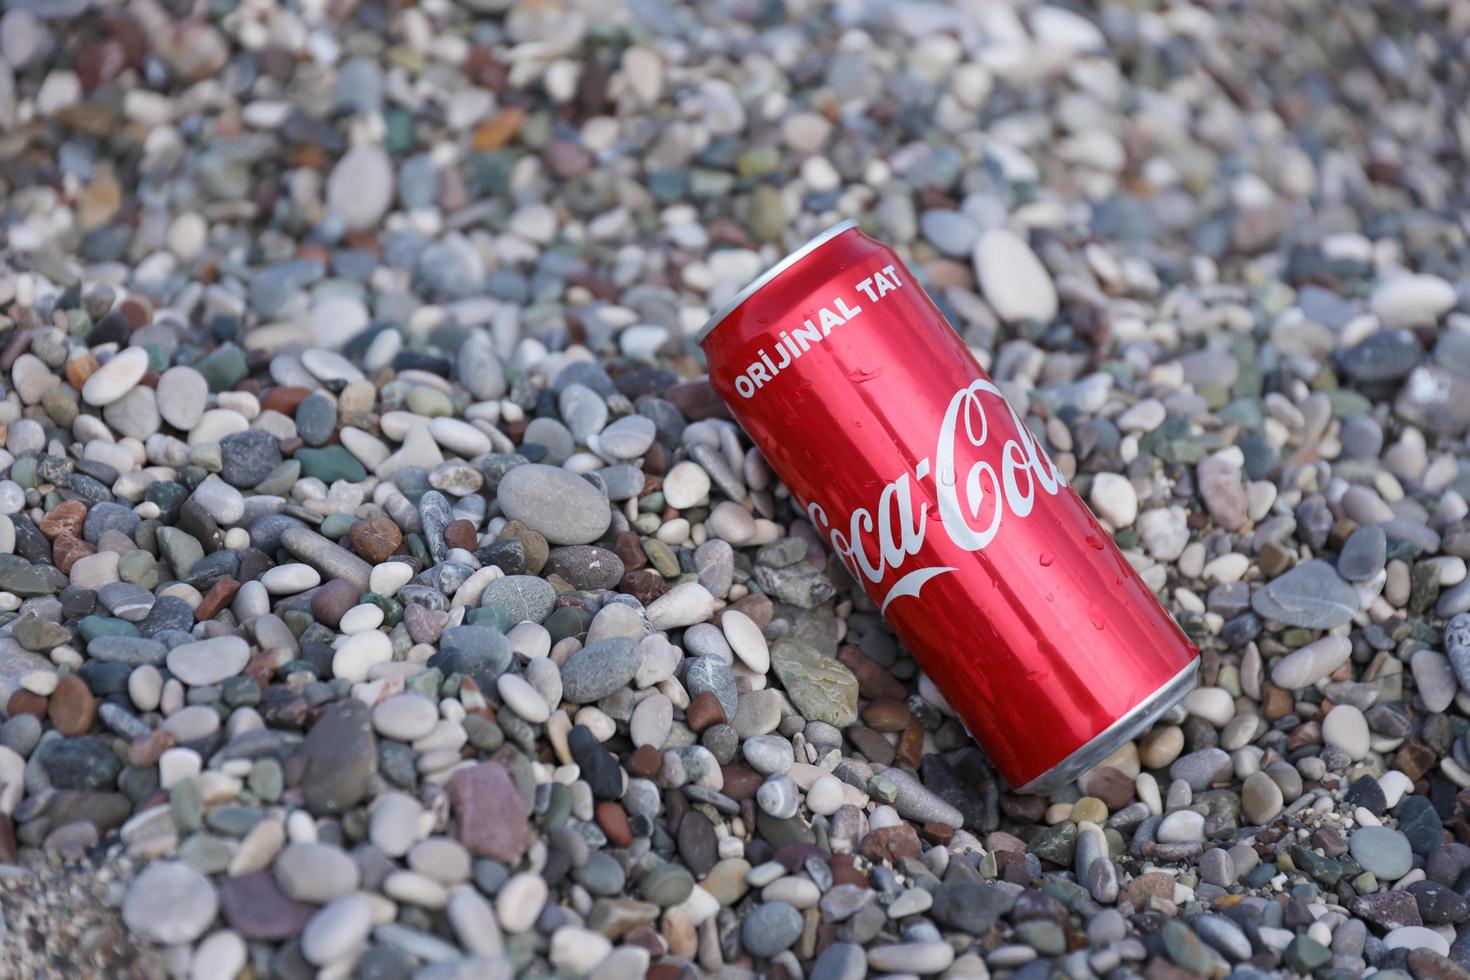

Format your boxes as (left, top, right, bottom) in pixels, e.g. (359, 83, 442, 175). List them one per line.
(1, 0, 1469, 978)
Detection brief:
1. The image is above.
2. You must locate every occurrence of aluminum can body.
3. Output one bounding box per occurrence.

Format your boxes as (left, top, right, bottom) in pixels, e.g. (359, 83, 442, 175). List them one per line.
(698, 220, 1200, 791)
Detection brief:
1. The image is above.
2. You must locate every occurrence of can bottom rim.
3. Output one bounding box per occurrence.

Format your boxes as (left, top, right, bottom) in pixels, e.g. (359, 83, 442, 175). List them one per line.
(1015, 658, 1201, 797)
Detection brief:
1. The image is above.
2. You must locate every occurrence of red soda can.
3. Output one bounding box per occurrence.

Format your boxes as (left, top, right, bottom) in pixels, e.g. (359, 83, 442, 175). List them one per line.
(698, 219, 1200, 793)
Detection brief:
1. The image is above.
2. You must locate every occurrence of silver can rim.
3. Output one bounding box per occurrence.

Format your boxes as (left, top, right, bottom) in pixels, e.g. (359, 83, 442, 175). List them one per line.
(693, 218, 861, 347)
(1015, 657, 1200, 796)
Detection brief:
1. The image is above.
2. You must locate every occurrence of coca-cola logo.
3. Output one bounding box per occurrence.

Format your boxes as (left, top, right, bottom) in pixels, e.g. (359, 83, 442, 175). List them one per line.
(805, 379, 1068, 613)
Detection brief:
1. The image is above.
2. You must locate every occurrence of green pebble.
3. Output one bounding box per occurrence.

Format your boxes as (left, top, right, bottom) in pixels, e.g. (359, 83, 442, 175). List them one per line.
(1016, 920, 1066, 957)
(747, 185, 786, 242)
(465, 605, 511, 631)
(42, 389, 78, 428)
(1283, 936, 1332, 973)
(499, 713, 536, 755)
(342, 807, 369, 845)
(384, 108, 416, 154)
(1197, 382, 1230, 411)
(642, 540, 680, 578)
(406, 387, 453, 417)
(279, 660, 320, 681)
(1241, 862, 1277, 888)
(542, 782, 572, 830)
(361, 593, 403, 628)
(503, 934, 537, 974)
(463, 714, 504, 752)
(295, 446, 367, 483)
(405, 533, 431, 565)
(440, 673, 463, 700)
(299, 623, 337, 648)
(196, 345, 247, 392)
(79, 616, 139, 641)
(282, 610, 315, 638)
(638, 863, 695, 908)
(117, 550, 158, 588)
(406, 669, 442, 701)
(222, 676, 261, 707)
(9, 458, 36, 488)
(1291, 844, 1344, 885)
(320, 512, 356, 539)
(1028, 822, 1078, 867)
(544, 606, 590, 644)
(254, 460, 301, 496)
(867, 774, 898, 804)
(170, 778, 204, 833)
(637, 492, 665, 514)
(143, 344, 169, 373)
(192, 443, 223, 472)
(119, 765, 159, 806)
(207, 804, 265, 837)
(250, 759, 284, 802)
(736, 146, 782, 178)
(146, 481, 189, 519)
(1326, 388, 1372, 418)
(178, 833, 232, 875)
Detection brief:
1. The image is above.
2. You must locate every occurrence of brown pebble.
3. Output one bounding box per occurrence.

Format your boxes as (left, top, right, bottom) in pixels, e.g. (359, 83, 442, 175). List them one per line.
(621, 924, 667, 960)
(647, 965, 697, 980)
(836, 646, 909, 702)
(627, 745, 663, 779)
(859, 699, 912, 732)
(1396, 740, 1437, 782)
(64, 352, 99, 390)
(828, 854, 871, 889)
(1144, 957, 1203, 980)
(1285, 720, 1321, 753)
(775, 843, 830, 871)
(995, 849, 1031, 883)
(37, 500, 88, 539)
(620, 569, 667, 605)
(859, 824, 922, 863)
(0, 815, 15, 863)
(51, 534, 96, 574)
(920, 821, 954, 845)
(350, 517, 404, 564)
(720, 764, 762, 801)
(129, 729, 176, 768)
(260, 386, 314, 416)
(726, 592, 773, 628)
(310, 579, 360, 630)
(444, 520, 478, 552)
(595, 801, 632, 847)
(1120, 871, 1175, 907)
(684, 690, 726, 733)
(895, 723, 924, 769)
(195, 576, 240, 622)
(1077, 766, 1135, 810)
(47, 675, 97, 736)
(985, 830, 1027, 853)
(612, 532, 647, 572)
(1261, 683, 1294, 720)
(241, 652, 277, 689)
(7, 690, 46, 719)
(1000, 792, 1046, 823)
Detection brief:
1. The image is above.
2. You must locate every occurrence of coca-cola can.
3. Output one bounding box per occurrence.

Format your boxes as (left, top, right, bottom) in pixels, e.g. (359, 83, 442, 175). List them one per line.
(698, 219, 1200, 793)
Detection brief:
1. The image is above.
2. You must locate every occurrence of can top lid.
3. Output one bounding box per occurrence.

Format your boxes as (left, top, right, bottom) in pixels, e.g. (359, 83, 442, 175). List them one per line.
(694, 218, 860, 346)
